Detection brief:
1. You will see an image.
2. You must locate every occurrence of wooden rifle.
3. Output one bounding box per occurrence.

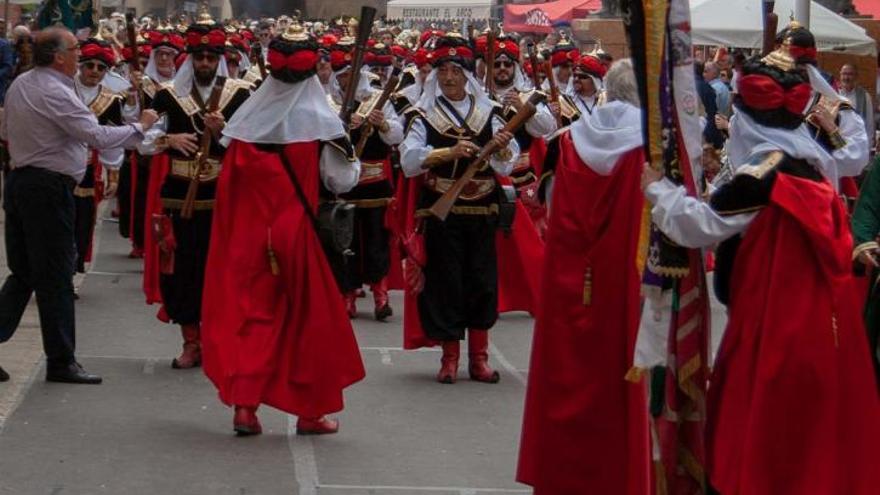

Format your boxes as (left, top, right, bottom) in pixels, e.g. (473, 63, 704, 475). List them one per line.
(428, 92, 544, 221)
(180, 76, 227, 220)
(253, 42, 268, 80)
(543, 58, 563, 128)
(762, 1, 778, 56)
(526, 42, 541, 90)
(339, 6, 377, 126)
(484, 21, 496, 97)
(125, 13, 144, 108)
(355, 66, 401, 157)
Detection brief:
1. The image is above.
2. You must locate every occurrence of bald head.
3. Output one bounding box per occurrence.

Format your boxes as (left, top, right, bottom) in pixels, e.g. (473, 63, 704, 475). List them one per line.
(34, 27, 77, 77)
(839, 63, 858, 91)
(703, 61, 720, 81)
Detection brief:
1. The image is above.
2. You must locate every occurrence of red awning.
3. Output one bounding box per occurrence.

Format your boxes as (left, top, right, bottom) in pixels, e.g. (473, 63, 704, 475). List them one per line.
(504, 0, 602, 34)
(854, 0, 880, 20)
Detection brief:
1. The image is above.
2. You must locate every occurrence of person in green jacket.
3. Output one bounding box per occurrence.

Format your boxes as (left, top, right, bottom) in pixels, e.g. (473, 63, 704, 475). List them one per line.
(850, 155, 880, 387)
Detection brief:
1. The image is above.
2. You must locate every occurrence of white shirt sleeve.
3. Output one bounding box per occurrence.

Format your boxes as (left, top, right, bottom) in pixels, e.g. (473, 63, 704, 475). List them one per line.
(400, 118, 432, 178)
(834, 109, 870, 178)
(489, 114, 520, 176)
(645, 178, 756, 249)
(378, 101, 404, 146)
(320, 142, 361, 194)
(524, 101, 557, 138)
(136, 115, 168, 155)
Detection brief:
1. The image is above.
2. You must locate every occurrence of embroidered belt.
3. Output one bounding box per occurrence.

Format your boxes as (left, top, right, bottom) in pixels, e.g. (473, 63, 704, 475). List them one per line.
(348, 197, 393, 208)
(161, 198, 215, 211)
(170, 158, 221, 182)
(358, 160, 388, 185)
(73, 186, 95, 198)
(425, 173, 495, 201)
(416, 204, 499, 217)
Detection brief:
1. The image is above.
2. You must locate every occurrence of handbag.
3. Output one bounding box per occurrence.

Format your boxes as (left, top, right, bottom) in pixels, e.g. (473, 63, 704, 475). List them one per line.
(275, 148, 355, 257)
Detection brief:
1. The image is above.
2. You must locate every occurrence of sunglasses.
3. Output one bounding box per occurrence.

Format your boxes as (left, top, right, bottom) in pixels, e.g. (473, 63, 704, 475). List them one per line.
(575, 74, 593, 80)
(83, 61, 108, 72)
(193, 52, 219, 62)
(493, 61, 514, 69)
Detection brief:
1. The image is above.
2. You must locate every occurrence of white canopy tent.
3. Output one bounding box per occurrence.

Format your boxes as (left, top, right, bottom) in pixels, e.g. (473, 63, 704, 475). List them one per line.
(386, 0, 493, 22)
(690, 0, 877, 57)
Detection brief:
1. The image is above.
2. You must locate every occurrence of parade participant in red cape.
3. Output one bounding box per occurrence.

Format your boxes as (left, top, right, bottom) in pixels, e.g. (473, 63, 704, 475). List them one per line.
(72, 38, 130, 275)
(392, 47, 433, 114)
(517, 59, 650, 495)
(398, 34, 518, 383)
(644, 50, 880, 495)
(545, 36, 578, 96)
(569, 53, 606, 119)
(140, 17, 251, 370)
(122, 29, 184, 260)
(201, 24, 365, 436)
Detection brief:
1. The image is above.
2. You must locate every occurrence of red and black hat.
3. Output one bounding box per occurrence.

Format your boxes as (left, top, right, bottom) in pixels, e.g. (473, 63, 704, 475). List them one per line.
(550, 39, 579, 67)
(121, 33, 151, 64)
(329, 36, 354, 71)
(419, 29, 445, 49)
(778, 22, 817, 65)
(227, 33, 249, 53)
(79, 38, 116, 67)
(185, 23, 226, 54)
(148, 29, 185, 53)
(364, 42, 393, 67)
(390, 44, 408, 60)
(735, 51, 811, 129)
(267, 24, 320, 84)
(574, 54, 607, 79)
(431, 35, 474, 70)
(413, 47, 431, 68)
(492, 37, 520, 63)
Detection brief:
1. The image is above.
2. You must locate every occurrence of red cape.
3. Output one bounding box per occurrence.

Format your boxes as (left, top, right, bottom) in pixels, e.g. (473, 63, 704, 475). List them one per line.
(517, 135, 651, 494)
(142, 154, 168, 307)
(400, 173, 545, 349)
(707, 173, 880, 494)
(201, 141, 365, 417)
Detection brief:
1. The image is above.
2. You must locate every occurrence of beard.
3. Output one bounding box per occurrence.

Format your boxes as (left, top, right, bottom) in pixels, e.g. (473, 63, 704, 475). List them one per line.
(194, 66, 217, 86)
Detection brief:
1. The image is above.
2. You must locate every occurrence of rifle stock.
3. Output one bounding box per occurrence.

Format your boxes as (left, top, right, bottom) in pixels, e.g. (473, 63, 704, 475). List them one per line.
(485, 23, 496, 97)
(543, 58, 563, 128)
(339, 6, 377, 126)
(526, 43, 541, 90)
(762, 1, 778, 56)
(427, 93, 544, 221)
(181, 76, 227, 219)
(355, 66, 401, 157)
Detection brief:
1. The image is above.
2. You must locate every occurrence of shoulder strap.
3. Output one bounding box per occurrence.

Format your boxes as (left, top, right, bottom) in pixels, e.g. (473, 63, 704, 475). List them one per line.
(275, 146, 318, 226)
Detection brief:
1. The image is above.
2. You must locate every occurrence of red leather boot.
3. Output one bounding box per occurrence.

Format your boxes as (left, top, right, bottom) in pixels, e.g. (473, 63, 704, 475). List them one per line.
(233, 406, 262, 436)
(171, 324, 201, 369)
(371, 279, 392, 321)
(296, 416, 339, 435)
(436, 340, 460, 384)
(467, 329, 500, 383)
(344, 291, 358, 319)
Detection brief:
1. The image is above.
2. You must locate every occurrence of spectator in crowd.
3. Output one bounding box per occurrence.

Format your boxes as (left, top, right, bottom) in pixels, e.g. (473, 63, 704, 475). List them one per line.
(694, 60, 724, 149)
(703, 61, 731, 117)
(0, 22, 12, 105)
(839, 63, 875, 152)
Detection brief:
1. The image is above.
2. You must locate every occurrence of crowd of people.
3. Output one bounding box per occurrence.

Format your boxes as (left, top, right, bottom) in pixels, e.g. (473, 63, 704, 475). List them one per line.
(0, 7, 878, 493)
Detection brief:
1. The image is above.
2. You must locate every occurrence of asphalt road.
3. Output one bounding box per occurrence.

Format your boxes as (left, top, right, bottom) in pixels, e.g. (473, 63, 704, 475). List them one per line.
(0, 217, 537, 495)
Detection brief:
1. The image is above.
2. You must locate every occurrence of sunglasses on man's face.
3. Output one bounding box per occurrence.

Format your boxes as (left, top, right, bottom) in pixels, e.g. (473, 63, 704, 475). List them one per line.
(494, 61, 514, 69)
(575, 74, 592, 80)
(193, 53, 219, 62)
(83, 61, 108, 72)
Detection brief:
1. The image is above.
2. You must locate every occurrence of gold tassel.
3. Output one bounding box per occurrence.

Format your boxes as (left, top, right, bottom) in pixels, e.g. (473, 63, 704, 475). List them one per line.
(267, 228, 280, 276)
(582, 266, 592, 306)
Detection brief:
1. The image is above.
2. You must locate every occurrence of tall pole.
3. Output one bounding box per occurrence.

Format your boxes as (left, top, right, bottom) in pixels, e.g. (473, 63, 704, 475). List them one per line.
(3, 0, 9, 38)
(794, 0, 811, 29)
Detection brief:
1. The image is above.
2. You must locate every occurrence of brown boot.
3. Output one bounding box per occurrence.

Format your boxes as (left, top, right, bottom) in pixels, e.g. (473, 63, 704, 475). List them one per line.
(371, 279, 392, 321)
(171, 324, 201, 369)
(467, 329, 500, 383)
(436, 340, 460, 384)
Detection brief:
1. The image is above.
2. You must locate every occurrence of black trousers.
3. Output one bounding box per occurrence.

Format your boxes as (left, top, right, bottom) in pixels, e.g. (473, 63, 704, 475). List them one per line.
(73, 194, 96, 273)
(418, 214, 498, 341)
(131, 154, 150, 249)
(158, 208, 213, 325)
(0, 167, 77, 368)
(339, 206, 390, 292)
(117, 159, 132, 239)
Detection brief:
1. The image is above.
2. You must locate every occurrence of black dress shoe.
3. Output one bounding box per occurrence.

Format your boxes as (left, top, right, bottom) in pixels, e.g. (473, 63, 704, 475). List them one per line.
(0, 365, 9, 382)
(46, 362, 102, 384)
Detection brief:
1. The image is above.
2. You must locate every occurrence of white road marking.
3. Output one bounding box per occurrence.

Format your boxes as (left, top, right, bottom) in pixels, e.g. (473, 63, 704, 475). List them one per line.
(288, 415, 319, 495)
(488, 342, 527, 387)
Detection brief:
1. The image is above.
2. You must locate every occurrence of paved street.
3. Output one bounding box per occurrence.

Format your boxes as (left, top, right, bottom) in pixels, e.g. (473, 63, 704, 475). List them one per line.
(0, 213, 536, 495)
